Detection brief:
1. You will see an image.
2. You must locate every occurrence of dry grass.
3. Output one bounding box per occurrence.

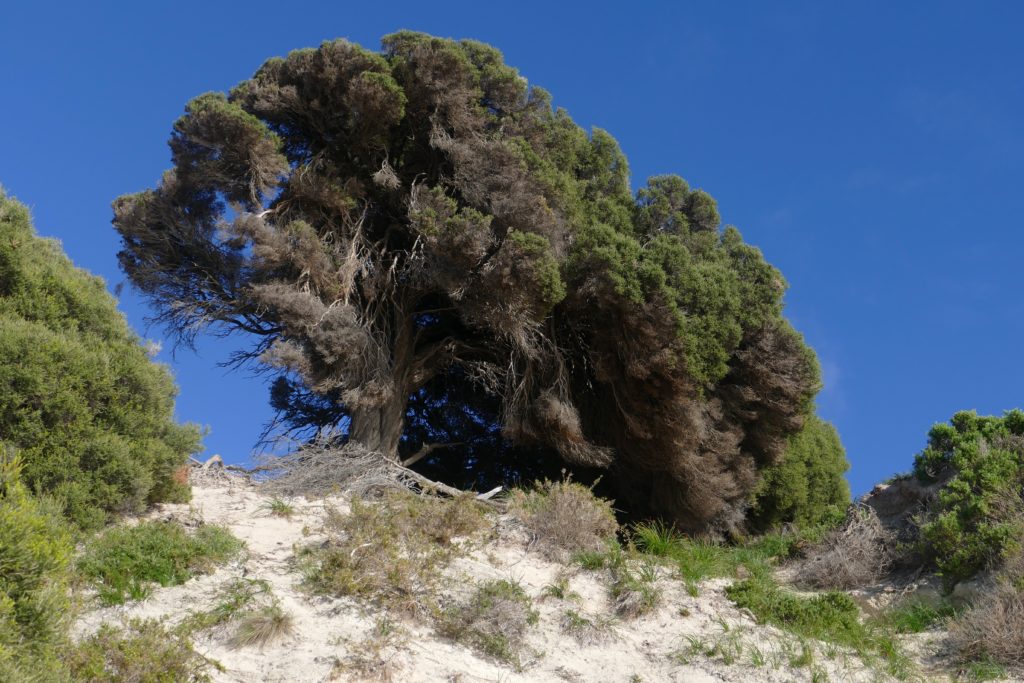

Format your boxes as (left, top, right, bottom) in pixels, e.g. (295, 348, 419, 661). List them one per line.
(330, 617, 405, 682)
(229, 605, 295, 649)
(509, 479, 618, 561)
(438, 579, 539, 667)
(950, 551, 1024, 667)
(301, 491, 490, 615)
(796, 505, 896, 589)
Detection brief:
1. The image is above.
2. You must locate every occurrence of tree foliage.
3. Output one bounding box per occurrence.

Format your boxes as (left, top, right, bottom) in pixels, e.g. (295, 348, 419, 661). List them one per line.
(113, 33, 822, 531)
(749, 415, 851, 531)
(0, 191, 200, 529)
(913, 409, 1024, 585)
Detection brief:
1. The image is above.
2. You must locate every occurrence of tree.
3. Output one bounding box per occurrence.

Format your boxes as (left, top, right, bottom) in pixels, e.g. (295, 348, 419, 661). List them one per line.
(113, 33, 821, 531)
(0, 191, 200, 528)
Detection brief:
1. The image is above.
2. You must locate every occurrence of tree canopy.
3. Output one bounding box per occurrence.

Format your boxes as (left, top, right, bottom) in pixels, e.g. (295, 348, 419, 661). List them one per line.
(113, 33, 822, 531)
(0, 191, 200, 528)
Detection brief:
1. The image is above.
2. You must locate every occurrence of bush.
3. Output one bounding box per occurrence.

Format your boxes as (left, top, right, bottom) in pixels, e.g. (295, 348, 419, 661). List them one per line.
(0, 191, 201, 529)
(301, 492, 488, 614)
(438, 579, 539, 666)
(0, 452, 73, 682)
(913, 409, 1024, 585)
(509, 479, 618, 561)
(949, 549, 1024, 667)
(64, 619, 211, 682)
(77, 520, 244, 605)
(748, 415, 850, 531)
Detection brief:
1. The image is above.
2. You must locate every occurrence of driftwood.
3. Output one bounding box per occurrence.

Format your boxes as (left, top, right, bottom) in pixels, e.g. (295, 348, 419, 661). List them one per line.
(213, 440, 503, 505)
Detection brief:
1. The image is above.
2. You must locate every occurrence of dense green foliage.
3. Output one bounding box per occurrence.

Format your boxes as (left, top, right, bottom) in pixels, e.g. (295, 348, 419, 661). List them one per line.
(77, 520, 244, 605)
(113, 33, 823, 531)
(0, 453, 73, 682)
(0, 191, 200, 528)
(913, 409, 1024, 585)
(749, 415, 850, 531)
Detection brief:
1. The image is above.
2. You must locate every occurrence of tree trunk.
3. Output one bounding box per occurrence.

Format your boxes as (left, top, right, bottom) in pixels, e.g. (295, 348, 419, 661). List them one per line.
(348, 393, 408, 461)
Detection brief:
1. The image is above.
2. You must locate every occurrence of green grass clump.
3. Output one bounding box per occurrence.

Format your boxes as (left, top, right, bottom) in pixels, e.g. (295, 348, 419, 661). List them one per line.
(872, 597, 957, 634)
(64, 619, 212, 682)
(301, 492, 489, 614)
(260, 497, 296, 519)
(630, 520, 824, 594)
(77, 520, 244, 605)
(439, 579, 539, 667)
(726, 575, 913, 678)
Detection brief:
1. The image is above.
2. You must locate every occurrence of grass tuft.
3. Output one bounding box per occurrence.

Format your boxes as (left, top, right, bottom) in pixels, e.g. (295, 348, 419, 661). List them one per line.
(229, 605, 295, 649)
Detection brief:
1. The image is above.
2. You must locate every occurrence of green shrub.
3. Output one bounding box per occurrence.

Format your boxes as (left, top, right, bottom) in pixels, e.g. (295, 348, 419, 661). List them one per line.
(64, 619, 211, 682)
(77, 520, 243, 605)
(913, 409, 1024, 585)
(748, 415, 850, 531)
(0, 452, 73, 682)
(0, 191, 201, 529)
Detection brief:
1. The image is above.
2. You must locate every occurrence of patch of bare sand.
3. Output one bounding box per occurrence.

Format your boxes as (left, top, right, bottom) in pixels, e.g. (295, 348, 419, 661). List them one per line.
(71, 471, 925, 682)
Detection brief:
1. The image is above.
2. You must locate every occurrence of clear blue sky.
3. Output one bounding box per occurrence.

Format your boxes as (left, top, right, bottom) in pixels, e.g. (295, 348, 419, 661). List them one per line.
(2, 1, 1021, 495)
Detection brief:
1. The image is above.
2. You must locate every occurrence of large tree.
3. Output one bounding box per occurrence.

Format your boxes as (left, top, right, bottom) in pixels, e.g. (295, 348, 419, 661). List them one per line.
(114, 33, 820, 531)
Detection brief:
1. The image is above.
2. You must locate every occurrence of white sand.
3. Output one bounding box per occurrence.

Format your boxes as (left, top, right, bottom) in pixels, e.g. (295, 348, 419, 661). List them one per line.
(71, 471, 946, 682)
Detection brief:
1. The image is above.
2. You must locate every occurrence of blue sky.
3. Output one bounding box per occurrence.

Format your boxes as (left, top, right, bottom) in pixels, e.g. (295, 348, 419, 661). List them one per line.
(2, 1, 1021, 495)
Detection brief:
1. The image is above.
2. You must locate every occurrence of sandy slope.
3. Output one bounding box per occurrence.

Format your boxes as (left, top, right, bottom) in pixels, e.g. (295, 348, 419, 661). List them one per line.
(72, 469, 923, 682)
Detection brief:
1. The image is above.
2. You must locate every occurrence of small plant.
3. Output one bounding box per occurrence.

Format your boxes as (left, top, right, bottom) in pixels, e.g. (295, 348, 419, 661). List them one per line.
(541, 575, 579, 602)
(332, 617, 406, 682)
(632, 520, 680, 557)
(64, 618, 212, 682)
(510, 478, 618, 561)
(560, 609, 615, 644)
(229, 605, 295, 649)
(610, 557, 661, 619)
(438, 579, 539, 667)
(260, 497, 296, 519)
(77, 520, 244, 605)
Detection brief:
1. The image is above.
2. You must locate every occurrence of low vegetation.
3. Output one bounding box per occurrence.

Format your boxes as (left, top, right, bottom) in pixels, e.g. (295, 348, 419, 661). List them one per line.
(509, 478, 618, 561)
(725, 575, 913, 678)
(300, 491, 489, 614)
(77, 520, 244, 605)
(438, 579, 539, 667)
(229, 605, 295, 649)
(949, 550, 1024, 668)
(64, 619, 212, 683)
